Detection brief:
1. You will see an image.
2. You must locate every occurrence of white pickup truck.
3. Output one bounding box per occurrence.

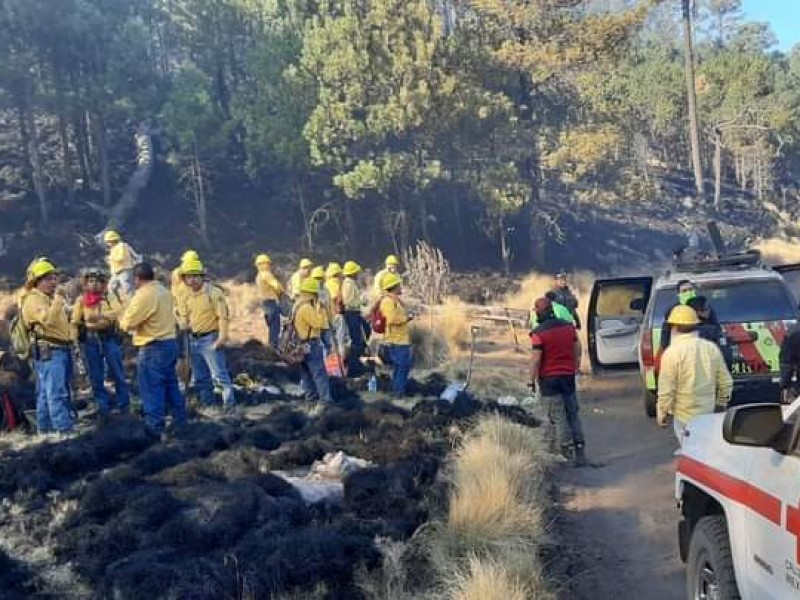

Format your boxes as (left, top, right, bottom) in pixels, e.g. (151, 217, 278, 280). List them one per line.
(676, 400, 800, 599)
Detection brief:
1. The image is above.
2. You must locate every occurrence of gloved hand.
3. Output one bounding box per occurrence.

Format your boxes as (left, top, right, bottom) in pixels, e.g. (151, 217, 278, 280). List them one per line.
(656, 409, 670, 428)
(213, 335, 228, 350)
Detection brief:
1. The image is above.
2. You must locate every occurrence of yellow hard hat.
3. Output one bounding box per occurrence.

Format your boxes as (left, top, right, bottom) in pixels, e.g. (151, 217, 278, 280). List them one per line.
(343, 261, 361, 276)
(311, 266, 325, 280)
(29, 259, 58, 280)
(385, 254, 400, 267)
(182, 250, 200, 262)
(382, 272, 402, 291)
(299, 258, 313, 269)
(667, 305, 700, 326)
(299, 277, 319, 294)
(255, 254, 271, 266)
(326, 262, 342, 278)
(181, 259, 205, 276)
(103, 230, 121, 243)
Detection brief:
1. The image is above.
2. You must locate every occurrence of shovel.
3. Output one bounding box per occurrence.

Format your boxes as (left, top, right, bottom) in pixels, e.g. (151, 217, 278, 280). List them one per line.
(440, 325, 479, 402)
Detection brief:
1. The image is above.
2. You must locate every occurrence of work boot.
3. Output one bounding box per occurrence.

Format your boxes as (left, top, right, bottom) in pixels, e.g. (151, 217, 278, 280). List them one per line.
(574, 443, 589, 468)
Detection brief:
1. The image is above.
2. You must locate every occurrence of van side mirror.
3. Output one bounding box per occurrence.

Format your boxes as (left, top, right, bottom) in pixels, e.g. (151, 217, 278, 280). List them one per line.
(629, 298, 646, 312)
(722, 404, 784, 448)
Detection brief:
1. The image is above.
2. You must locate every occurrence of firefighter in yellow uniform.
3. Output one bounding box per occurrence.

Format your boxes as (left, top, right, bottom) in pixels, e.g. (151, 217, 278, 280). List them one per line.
(288, 258, 313, 300)
(325, 262, 350, 358)
(341, 261, 369, 373)
(103, 230, 139, 299)
(255, 254, 285, 348)
(71, 267, 130, 420)
(119, 262, 185, 436)
(372, 254, 400, 299)
(176, 259, 235, 410)
(171, 250, 200, 304)
(379, 273, 413, 395)
(293, 278, 333, 403)
(20, 259, 75, 434)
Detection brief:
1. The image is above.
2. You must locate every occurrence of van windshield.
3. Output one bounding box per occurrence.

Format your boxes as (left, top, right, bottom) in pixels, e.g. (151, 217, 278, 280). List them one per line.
(651, 279, 797, 326)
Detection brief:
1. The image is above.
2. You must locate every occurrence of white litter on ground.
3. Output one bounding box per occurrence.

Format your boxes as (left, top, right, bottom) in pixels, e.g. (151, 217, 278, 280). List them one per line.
(278, 451, 373, 504)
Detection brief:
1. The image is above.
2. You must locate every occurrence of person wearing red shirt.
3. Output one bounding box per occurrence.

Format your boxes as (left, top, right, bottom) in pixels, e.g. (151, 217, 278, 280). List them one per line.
(529, 297, 587, 466)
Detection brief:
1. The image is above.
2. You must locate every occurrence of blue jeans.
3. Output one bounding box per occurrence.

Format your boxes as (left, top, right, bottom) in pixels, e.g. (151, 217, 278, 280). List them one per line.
(300, 339, 332, 403)
(540, 375, 585, 446)
(190, 332, 235, 406)
(34, 348, 74, 433)
(262, 300, 282, 349)
(137, 339, 186, 434)
(386, 344, 412, 395)
(84, 335, 130, 414)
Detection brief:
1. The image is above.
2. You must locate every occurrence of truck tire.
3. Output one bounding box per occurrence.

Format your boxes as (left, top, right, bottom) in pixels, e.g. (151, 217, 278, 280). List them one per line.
(643, 388, 657, 418)
(686, 515, 741, 600)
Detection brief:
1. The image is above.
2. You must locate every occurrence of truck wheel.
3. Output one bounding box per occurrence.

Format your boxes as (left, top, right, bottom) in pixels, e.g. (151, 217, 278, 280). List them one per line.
(686, 515, 741, 600)
(643, 389, 657, 418)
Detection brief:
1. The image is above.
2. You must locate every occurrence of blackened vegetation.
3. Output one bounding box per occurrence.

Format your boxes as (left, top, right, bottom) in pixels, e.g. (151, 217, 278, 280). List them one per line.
(0, 392, 539, 599)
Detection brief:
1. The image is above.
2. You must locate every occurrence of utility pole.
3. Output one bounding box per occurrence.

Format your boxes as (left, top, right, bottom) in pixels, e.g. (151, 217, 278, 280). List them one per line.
(682, 0, 704, 198)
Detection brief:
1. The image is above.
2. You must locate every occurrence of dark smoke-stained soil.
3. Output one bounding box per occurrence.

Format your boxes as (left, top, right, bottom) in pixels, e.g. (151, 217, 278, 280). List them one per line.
(0, 390, 539, 599)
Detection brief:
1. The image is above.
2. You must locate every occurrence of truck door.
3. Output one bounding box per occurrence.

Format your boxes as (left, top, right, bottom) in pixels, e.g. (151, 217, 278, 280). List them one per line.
(587, 277, 652, 369)
(745, 407, 800, 599)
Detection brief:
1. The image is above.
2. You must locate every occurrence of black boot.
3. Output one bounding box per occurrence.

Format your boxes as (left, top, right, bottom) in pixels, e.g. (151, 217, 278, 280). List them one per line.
(574, 443, 589, 467)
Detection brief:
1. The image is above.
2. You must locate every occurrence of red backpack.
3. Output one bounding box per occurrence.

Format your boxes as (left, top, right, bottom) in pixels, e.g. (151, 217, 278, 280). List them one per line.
(369, 302, 387, 334)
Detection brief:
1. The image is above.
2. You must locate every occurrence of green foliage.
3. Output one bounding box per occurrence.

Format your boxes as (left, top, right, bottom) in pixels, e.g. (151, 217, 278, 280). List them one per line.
(0, 0, 798, 265)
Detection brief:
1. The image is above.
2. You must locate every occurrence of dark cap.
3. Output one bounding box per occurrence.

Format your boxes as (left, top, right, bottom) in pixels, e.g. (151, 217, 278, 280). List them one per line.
(555, 270, 568, 279)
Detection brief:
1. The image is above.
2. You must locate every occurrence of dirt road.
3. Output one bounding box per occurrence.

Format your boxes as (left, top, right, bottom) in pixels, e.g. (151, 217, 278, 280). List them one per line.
(558, 372, 685, 600)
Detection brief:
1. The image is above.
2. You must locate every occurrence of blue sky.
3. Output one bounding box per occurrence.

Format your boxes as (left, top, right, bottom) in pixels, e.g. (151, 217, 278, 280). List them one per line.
(741, 0, 799, 51)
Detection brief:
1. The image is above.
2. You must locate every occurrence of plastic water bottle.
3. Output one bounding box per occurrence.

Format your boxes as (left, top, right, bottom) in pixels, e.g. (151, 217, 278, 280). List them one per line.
(368, 375, 377, 393)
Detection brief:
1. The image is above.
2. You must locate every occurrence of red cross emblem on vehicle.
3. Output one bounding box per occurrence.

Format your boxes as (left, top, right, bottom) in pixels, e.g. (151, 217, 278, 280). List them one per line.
(787, 499, 800, 564)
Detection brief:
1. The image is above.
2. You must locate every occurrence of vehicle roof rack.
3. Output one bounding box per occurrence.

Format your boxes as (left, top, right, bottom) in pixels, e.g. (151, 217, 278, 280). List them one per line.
(672, 249, 763, 274)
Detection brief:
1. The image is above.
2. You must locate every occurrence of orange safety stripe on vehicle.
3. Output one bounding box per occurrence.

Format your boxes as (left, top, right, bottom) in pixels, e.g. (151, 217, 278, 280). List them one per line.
(724, 323, 769, 373)
(677, 455, 781, 525)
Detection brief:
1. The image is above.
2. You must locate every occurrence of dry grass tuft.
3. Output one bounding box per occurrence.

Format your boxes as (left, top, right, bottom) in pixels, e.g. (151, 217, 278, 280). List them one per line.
(427, 414, 553, 599)
(453, 555, 528, 600)
(503, 270, 595, 328)
(436, 298, 472, 352)
(410, 324, 450, 369)
(754, 237, 800, 265)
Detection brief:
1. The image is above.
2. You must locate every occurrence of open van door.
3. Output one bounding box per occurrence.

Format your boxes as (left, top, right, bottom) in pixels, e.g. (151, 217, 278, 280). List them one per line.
(774, 263, 800, 308)
(588, 277, 652, 369)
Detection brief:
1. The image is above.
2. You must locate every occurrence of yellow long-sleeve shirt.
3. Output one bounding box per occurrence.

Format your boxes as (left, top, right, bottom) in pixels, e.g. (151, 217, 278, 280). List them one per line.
(107, 242, 136, 274)
(372, 268, 389, 299)
(119, 281, 177, 347)
(21, 289, 73, 344)
(293, 298, 328, 341)
(176, 284, 230, 338)
(341, 277, 362, 311)
(657, 332, 733, 425)
(288, 271, 305, 299)
(71, 292, 123, 334)
(379, 296, 411, 345)
(171, 268, 191, 306)
(256, 270, 284, 301)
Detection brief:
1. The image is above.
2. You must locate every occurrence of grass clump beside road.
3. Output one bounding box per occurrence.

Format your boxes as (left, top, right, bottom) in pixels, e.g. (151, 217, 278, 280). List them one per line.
(432, 414, 554, 599)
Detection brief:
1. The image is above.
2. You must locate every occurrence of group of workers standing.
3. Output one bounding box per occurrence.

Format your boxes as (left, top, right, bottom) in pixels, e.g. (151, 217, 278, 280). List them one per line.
(15, 230, 414, 439)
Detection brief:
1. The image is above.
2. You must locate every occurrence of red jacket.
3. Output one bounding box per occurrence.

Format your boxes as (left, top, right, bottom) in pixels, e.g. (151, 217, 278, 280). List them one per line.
(531, 318, 578, 378)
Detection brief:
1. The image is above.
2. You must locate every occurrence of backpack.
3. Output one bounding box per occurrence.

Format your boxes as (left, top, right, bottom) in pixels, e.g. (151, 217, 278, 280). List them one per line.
(9, 309, 33, 361)
(277, 304, 311, 365)
(1, 390, 29, 433)
(369, 299, 387, 335)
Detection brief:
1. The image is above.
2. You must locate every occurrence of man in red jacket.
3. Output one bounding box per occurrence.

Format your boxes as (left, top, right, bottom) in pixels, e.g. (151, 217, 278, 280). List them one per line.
(530, 297, 587, 466)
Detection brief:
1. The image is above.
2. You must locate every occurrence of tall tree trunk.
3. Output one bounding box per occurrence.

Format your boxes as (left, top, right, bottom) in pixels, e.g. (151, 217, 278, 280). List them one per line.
(682, 0, 704, 199)
(295, 179, 312, 251)
(21, 106, 48, 224)
(499, 213, 511, 275)
(53, 67, 74, 201)
(192, 142, 210, 248)
(342, 194, 357, 255)
(418, 192, 430, 242)
(73, 112, 91, 188)
(92, 112, 111, 205)
(713, 134, 722, 210)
